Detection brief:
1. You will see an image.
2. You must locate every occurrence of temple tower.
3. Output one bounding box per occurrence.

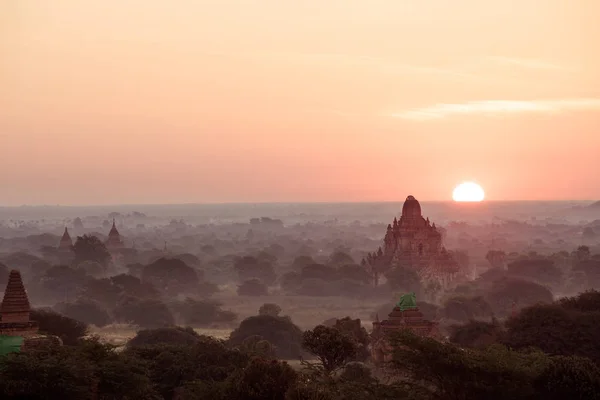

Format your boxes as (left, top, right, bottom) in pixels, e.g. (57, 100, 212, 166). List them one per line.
(106, 219, 124, 249)
(1, 270, 62, 354)
(58, 227, 73, 251)
(0, 270, 38, 337)
(364, 195, 460, 287)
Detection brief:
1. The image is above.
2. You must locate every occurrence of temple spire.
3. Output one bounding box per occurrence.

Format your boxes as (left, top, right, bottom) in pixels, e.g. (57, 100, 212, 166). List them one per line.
(1, 270, 31, 323)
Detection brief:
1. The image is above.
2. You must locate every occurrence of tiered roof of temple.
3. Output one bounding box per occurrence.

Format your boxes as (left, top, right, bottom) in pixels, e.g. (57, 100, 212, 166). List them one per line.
(0, 270, 38, 335)
(106, 219, 124, 249)
(363, 195, 460, 286)
(58, 227, 73, 251)
(371, 293, 440, 364)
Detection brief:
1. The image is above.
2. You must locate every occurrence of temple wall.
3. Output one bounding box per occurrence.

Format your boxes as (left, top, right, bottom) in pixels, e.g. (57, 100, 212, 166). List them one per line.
(1, 312, 30, 323)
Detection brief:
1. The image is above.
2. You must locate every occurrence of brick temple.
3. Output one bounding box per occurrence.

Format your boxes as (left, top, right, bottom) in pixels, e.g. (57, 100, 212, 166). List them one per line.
(0, 270, 61, 354)
(370, 293, 440, 365)
(363, 195, 462, 287)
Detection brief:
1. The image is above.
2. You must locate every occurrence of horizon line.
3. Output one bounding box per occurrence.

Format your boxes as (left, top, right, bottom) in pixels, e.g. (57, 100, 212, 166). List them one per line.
(0, 199, 595, 209)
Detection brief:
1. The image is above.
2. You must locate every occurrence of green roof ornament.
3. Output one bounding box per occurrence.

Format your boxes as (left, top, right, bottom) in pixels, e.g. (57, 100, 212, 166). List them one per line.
(396, 292, 418, 311)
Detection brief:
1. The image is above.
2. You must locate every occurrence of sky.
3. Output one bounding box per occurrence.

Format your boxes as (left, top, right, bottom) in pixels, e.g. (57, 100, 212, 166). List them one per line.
(2, 0, 599, 205)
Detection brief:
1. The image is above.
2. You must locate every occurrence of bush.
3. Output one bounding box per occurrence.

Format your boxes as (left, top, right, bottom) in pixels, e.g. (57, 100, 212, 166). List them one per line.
(229, 315, 304, 359)
(170, 298, 237, 326)
(449, 319, 504, 348)
(127, 326, 202, 347)
(141, 257, 200, 294)
(30, 308, 88, 346)
(55, 300, 112, 327)
(114, 298, 175, 328)
(441, 296, 493, 322)
(237, 279, 268, 296)
(259, 303, 282, 317)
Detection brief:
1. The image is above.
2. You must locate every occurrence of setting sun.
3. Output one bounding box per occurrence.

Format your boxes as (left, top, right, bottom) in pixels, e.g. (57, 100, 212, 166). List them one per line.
(452, 182, 485, 202)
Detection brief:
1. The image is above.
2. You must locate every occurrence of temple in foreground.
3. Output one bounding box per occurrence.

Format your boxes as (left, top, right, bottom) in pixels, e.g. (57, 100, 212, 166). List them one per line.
(0, 270, 61, 354)
(371, 293, 440, 364)
(363, 195, 462, 287)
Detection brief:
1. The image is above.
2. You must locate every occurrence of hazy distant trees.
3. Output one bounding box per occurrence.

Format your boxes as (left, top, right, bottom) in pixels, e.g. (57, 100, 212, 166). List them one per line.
(234, 256, 276, 285)
(486, 250, 507, 269)
(237, 279, 268, 296)
(385, 266, 423, 297)
(0, 262, 8, 285)
(141, 257, 200, 295)
(258, 303, 282, 317)
(72, 235, 111, 266)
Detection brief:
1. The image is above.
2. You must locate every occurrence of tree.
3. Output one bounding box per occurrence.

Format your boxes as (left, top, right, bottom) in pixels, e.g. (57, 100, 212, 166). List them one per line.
(127, 326, 202, 347)
(229, 315, 304, 360)
(300, 264, 338, 282)
(535, 355, 600, 400)
(332, 317, 370, 361)
(384, 266, 423, 296)
(170, 298, 237, 326)
(55, 299, 112, 327)
(31, 308, 88, 345)
(237, 279, 268, 296)
(507, 258, 563, 288)
(114, 297, 175, 328)
(0, 262, 8, 285)
(504, 303, 600, 364)
(228, 357, 297, 400)
(291, 255, 316, 271)
(441, 296, 493, 322)
(389, 330, 546, 400)
(337, 264, 372, 284)
(449, 319, 504, 349)
(72, 235, 111, 266)
(259, 303, 282, 317)
(142, 257, 200, 295)
(485, 278, 553, 317)
(486, 250, 506, 269)
(302, 325, 357, 373)
(234, 256, 277, 285)
(328, 251, 355, 267)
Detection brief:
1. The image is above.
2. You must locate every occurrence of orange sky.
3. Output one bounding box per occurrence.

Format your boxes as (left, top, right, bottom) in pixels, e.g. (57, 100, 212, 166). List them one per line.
(2, 0, 599, 205)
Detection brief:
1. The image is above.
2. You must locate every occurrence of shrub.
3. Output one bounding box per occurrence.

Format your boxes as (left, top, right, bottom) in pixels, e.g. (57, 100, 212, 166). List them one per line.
(258, 303, 282, 317)
(30, 308, 88, 346)
(170, 298, 237, 326)
(229, 315, 304, 359)
(114, 298, 175, 328)
(127, 326, 202, 347)
(55, 300, 112, 327)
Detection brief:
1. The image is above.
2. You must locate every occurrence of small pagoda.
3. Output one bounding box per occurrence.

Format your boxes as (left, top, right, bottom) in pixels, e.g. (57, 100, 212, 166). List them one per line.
(371, 292, 440, 364)
(58, 227, 73, 252)
(106, 219, 124, 249)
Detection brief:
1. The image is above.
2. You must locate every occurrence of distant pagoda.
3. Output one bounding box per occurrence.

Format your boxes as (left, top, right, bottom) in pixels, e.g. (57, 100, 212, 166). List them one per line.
(58, 227, 73, 251)
(106, 218, 124, 249)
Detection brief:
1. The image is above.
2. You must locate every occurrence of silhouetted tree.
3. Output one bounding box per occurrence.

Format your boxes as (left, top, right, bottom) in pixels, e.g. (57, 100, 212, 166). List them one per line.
(302, 325, 357, 373)
(73, 235, 111, 266)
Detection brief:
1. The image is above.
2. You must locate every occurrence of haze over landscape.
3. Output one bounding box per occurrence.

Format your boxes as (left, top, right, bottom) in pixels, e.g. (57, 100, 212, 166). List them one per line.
(2, 2, 600, 400)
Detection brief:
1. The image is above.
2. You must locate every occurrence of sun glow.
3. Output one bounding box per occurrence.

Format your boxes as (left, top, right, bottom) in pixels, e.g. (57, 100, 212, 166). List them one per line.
(452, 182, 485, 202)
